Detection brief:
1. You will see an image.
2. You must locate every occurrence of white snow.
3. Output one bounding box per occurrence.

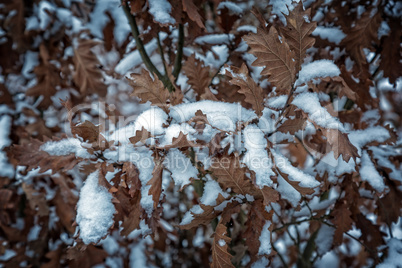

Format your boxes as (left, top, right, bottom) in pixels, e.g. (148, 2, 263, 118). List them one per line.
(218, 239, 226, 247)
(272, 150, 319, 188)
(277, 174, 301, 206)
(269, 0, 295, 25)
(115, 40, 158, 75)
(292, 92, 345, 131)
(377, 238, 402, 268)
(360, 150, 385, 192)
(40, 138, 93, 159)
(200, 177, 229, 206)
(295, 60, 341, 86)
(242, 124, 275, 187)
(217, 1, 243, 14)
(148, 0, 175, 25)
(165, 149, 198, 189)
(0, 115, 14, 178)
(195, 34, 234, 45)
(258, 221, 272, 255)
(76, 171, 116, 244)
(312, 26, 346, 45)
(349, 126, 391, 153)
(315, 224, 335, 256)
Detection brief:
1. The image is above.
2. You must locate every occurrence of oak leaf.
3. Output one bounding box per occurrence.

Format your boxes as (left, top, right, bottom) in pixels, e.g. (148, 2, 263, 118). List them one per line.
(277, 110, 307, 135)
(379, 18, 402, 84)
(130, 69, 170, 113)
(226, 64, 265, 116)
(243, 27, 296, 95)
(182, 0, 205, 29)
(322, 128, 359, 162)
(210, 154, 254, 195)
(332, 203, 353, 246)
(147, 157, 164, 209)
(341, 11, 382, 71)
(129, 127, 152, 145)
(182, 54, 211, 100)
(211, 221, 234, 268)
(73, 40, 107, 97)
(280, 3, 317, 72)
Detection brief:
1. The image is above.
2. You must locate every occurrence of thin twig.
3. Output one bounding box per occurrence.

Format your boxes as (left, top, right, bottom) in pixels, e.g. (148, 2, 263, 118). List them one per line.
(156, 32, 169, 76)
(272, 243, 289, 268)
(172, 24, 184, 79)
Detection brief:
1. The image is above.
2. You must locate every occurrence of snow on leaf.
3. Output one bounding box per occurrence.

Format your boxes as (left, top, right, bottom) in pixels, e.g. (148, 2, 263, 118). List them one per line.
(292, 92, 345, 131)
(76, 170, 116, 244)
(148, 0, 175, 25)
(244, 27, 296, 95)
(164, 149, 198, 189)
(280, 3, 317, 72)
(295, 59, 341, 86)
(360, 150, 385, 192)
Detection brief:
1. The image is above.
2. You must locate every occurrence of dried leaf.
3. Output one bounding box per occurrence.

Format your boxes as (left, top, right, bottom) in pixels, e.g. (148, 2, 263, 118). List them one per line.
(129, 127, 152, 145)
(22, 183, 49, 217)
(277, 110, 307, 134)
(211, 221, 234, 268)
(280, 3, 317, 72)
(71, 120, 100, 143)
(226, 64, 265, 116)
(322, 128, 359, 162)
(341, 11, 382, 70)
(182, 0, 205, 29)
(379, 19, 402, 84)
(130, 69, 170, 113)
(210, 154, 254, 195)
(332, 203, 353, 246)
(244, 27, 296, 94)
(147, 157, 164, 209)
(73, 40, 107, 97)
(182, 54, 211, 100)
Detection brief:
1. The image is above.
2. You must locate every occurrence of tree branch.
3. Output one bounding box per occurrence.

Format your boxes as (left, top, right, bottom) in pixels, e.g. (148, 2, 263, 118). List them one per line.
(173, 24, 184, 79)
(121, 1, 175, 92)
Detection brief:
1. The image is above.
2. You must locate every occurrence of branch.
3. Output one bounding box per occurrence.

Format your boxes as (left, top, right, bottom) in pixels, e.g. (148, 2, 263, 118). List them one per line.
(121, 1, 175, 92)
(172, 24, 184, 79)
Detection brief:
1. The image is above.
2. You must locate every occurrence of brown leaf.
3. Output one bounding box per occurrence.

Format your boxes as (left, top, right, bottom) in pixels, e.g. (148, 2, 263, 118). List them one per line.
(71, 120, 100, 143)
(158, 132, 201, 150)
(22, 183, 49, 217)
(379, 18, 402, 84)
(277, 110, 307, 134)
(322, 128, 359, 162)
(129, 127, 152, 145)
(210, 154, 254, 195)
(341, 11, 382, 70)
(122, 162, 142, 197)
(321, 76, 357, 101)
(277, 169, 315, 196)
(211, 221, 234, 268)
(280, 3, 317, 72)
(147, 157, 164, 209)
(243, 27, 296, 95)
(377, 181, 402, 227)
(332, 203, 353, 246)
(73, 40, 107, 97)
(182, 0, 205, 29)
(182, 54, 211, 100)
(9, 137, 83, 174)
(26, 44, 61, 109)
(180, 194, 226, 229)
(226, 64, 265, 116)
(243, 200, 273, 262)
(130, 69, 170, 113)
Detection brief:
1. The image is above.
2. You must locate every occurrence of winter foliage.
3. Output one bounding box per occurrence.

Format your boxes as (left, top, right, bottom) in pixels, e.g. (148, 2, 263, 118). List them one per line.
(1, 0, 402, 267)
